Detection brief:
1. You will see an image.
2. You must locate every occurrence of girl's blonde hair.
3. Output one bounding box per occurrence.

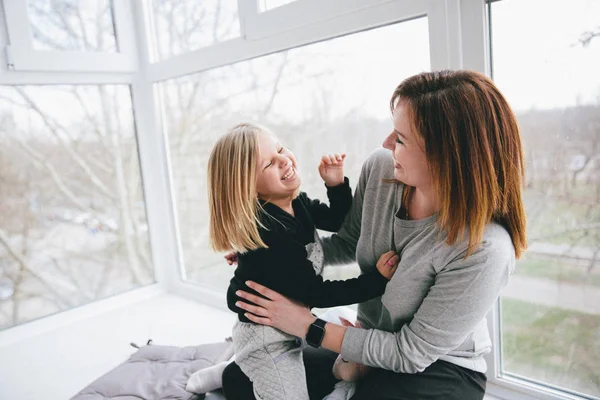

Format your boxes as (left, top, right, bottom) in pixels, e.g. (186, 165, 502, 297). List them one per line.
(208, 123, 268, 253)
(391, 70, 527, 258)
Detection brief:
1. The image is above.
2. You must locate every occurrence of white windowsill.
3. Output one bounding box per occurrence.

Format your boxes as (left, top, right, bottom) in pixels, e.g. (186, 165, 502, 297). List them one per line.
(0, 290, 236, 400)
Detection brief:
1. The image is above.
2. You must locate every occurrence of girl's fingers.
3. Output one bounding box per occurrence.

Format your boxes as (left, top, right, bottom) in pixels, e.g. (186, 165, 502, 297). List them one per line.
(386, 255, 399, 266)
(321, 153, 346, 165)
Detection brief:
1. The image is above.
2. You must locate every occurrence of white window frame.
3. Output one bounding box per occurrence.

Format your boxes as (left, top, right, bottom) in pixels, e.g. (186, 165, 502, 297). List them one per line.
(0, 1, 595, 399)
(2, 0, 137, 72)
(241, 0, 395, 40)
(146, 0, 457, 82)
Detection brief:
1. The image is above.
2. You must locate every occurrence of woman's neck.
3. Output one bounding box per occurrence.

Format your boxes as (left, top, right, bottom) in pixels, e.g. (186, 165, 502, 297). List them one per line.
(407, 185, 438, 220)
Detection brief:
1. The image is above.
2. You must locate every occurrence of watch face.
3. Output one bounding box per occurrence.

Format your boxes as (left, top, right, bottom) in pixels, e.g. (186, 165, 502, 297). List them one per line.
(307, 323, 325, 347)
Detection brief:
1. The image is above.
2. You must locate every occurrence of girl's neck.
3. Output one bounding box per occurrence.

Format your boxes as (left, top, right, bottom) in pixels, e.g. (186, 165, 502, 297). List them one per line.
(264, 196, 294, 216)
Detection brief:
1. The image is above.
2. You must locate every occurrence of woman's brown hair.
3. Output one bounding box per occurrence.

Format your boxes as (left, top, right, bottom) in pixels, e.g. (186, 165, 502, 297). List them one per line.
(391, 70, 527, 258)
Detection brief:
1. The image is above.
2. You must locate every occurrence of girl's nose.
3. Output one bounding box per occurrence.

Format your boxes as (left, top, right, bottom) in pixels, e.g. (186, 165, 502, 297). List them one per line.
(277, 155, 291, 167)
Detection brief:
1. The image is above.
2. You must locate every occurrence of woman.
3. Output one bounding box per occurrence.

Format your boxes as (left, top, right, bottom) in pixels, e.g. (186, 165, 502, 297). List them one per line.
(224, 70, 527, 400)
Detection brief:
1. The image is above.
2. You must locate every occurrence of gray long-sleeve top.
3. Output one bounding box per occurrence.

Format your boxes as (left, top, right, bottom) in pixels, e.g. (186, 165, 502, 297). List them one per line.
(322, 148, 516, 374)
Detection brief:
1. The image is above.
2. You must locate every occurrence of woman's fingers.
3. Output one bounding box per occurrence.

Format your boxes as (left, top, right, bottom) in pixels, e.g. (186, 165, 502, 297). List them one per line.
(235, 299, 269, 317)
(235, 288, 271, 307)
(245, 280, 283, 301)
(243, 313, 273, 326)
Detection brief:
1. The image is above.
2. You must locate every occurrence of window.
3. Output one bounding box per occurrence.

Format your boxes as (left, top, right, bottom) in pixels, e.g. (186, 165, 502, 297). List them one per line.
(489, 0, 600, 397)
(0, 85, 154, 330)
(3, 0, 135, 72)
(27, 0, 117, 52)
(147, 0, 240, 61)
(160, 18, 430, 289)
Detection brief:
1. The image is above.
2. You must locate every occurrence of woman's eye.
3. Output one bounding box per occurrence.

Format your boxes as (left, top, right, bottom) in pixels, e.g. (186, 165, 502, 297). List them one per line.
(396, 138, 404, 145)
(278, 147, 284, 153)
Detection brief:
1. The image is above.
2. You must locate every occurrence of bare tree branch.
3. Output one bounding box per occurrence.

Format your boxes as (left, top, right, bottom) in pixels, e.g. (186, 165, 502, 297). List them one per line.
(15, 138, 88, 210)
(14, 88, 117, 200)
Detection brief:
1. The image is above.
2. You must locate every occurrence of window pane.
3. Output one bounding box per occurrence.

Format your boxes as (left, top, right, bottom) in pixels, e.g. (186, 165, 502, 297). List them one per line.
(160, 18, 430, 289)
(0, 85, 154, 330)
(490, 0, 600, 397)
(150, 0, 240, 60)
(27, 0, 117, 52)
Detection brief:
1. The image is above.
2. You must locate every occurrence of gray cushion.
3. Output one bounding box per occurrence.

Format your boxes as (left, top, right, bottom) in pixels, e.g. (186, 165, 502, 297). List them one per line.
(71, 340, 234, 400)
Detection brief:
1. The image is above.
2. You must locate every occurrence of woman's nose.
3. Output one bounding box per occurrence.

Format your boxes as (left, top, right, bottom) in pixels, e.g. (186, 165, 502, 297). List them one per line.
(382, 133, 395, 150)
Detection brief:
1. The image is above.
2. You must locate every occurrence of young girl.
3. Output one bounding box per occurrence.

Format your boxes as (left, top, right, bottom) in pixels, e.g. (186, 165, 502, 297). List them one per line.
(203, 123, 397, 400)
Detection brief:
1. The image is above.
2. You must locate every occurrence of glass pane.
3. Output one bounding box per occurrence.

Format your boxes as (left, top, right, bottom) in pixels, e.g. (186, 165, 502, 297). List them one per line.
(490, 0, 600, 397)
(0, 85, 154, 330)
(150, 0, 240, 60)
(27, 0, 117, 52)
(160, 18, 430, 289)
(259, 0, 297, 12)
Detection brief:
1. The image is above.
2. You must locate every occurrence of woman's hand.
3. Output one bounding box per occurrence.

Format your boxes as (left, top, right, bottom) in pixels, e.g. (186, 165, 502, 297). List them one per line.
(234, 281, 316, 338)
(318, 153, 346, 187)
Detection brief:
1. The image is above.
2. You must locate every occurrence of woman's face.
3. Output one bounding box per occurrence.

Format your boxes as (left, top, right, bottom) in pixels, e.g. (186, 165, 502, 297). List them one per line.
(382, 101, 432, 189)
(255, 131, 301, 200)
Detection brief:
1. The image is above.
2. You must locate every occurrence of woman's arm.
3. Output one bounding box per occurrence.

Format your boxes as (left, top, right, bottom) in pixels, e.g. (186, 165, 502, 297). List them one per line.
(320, 160, 369, 266)
(234, 280, 347, 354)
(236, 232, 514, 374)
(341, 236, 515, 374)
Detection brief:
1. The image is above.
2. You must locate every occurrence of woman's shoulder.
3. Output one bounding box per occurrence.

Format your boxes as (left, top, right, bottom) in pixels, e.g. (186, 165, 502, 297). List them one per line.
(360, 148, 396, 181)
(435, 222, 515, 269)
(479, 221, 516, 262)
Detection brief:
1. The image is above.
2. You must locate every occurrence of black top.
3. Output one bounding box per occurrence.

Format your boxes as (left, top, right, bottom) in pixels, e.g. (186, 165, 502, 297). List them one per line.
(227, 178, 388, 323)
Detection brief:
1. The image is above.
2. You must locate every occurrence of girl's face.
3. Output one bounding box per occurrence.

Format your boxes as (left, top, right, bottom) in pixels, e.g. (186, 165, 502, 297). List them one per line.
(382, 101, 433, 189)
(255, 131, 301, 201)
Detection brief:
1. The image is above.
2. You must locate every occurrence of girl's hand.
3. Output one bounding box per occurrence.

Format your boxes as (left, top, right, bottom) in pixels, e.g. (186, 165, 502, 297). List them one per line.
(234, 281, 316, 338)
(376, 251, 399, 280)
(318, 153, 346, 187)
(224, 252, 238, 266)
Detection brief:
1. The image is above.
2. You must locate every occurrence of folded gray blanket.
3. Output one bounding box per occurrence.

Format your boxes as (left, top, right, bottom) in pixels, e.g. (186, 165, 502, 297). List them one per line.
(70, 340, 234, 400)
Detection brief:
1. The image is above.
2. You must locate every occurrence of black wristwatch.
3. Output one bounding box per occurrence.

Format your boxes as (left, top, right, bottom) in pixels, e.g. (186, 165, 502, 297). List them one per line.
(306, 317, 327, 348)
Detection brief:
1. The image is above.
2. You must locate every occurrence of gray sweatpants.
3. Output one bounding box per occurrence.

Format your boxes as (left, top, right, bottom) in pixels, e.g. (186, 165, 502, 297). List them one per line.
(233, 320, 309, 400)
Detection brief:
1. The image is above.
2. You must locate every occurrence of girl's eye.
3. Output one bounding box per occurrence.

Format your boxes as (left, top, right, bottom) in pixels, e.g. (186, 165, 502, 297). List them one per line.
(278, 147, 284, 153)
(396, 138, 404, 145)
(265, 162, 273, 169)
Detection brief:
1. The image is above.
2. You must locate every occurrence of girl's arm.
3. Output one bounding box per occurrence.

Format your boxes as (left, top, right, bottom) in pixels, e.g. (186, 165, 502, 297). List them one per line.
(255, 233, 392, 309)
(302, 177, 352, 232)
